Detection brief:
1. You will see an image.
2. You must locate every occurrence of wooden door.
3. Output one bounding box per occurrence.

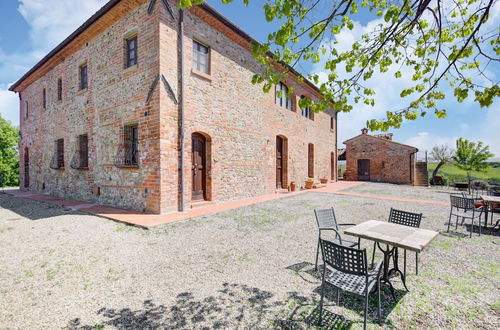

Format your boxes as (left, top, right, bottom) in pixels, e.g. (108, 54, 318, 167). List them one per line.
(24, 148, 29, 188)
(358, 159, 370, 181)
(276, 136, 284, 189)
(192, 133, 206, 201)
(331, 152, 335, 180)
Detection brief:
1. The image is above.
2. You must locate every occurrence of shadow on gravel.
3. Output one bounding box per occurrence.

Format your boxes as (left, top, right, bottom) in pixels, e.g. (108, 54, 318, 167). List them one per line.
(0, 192, 81, 221)
(68, 283, 281, 329)
(285, 261, 401, 329)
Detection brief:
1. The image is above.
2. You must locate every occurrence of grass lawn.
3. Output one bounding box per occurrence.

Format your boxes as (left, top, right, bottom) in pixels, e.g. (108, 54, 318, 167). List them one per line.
(428, 162, 500, 184)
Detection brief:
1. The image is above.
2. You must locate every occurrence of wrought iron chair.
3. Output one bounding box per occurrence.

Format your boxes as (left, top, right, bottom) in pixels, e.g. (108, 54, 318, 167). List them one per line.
(447, 195, 483, 237)
(370, 208, 422, 276)
(314, 208, 359, 270)
(318, 239, 383, 330)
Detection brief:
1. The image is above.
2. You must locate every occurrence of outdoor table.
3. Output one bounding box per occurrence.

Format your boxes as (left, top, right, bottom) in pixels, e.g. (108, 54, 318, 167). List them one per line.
(344, 220, 439, 300)
(480, 195, 500, 228)
(454, 182, 469, 191)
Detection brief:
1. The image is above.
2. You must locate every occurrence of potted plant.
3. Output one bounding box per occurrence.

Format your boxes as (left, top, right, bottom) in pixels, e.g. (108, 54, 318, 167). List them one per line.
(320, 177, 328, 184)
(305, 178, 314, 189)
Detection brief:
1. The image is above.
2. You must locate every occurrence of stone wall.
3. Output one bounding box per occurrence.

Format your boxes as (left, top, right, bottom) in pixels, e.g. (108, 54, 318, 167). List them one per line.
(19, 0, 162, 212)
(344, 134, 416, 184)
(18, 0, 338, 214)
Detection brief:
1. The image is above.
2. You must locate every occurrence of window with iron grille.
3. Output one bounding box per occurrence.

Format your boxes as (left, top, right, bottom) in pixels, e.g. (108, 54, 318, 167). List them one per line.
(78, 134, 89, 168)
(308, 143, 314, 178)
(42, 88, 46, 109)
(125, 35, 138, 68)
(123, 124, 138, 166)
(57, 78, 62, 101)
(79, 64, 88, 90)
(193, 41, 210, 74)
(57, 139, 64, 169)
(300, 96, 313, 120)
(275, 82, 293, 110)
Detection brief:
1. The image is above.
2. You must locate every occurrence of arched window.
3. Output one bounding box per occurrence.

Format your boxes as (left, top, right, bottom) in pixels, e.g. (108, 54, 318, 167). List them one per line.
(275, 82, 292, 110)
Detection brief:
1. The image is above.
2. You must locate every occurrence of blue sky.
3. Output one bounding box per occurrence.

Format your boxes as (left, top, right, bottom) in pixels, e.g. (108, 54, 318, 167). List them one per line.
(0, 0, 498, 157)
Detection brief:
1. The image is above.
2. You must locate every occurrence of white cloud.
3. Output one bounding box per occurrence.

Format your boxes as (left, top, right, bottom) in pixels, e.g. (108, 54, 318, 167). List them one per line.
(403, 132, 457, 153)
(0, 88, 20, 125)
(0, 0, 108, 126)
(18, 0, 108, 55)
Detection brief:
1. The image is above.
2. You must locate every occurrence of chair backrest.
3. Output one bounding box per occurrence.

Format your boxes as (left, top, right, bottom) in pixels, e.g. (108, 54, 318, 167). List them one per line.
(320, 239, 367, 276)
(388, 208, 422, 228)
(450, 195, 475, 210)
(314, 208, 338, 230)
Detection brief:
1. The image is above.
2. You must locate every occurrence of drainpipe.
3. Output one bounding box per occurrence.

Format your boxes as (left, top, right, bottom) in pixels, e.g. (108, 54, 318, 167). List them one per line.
(178, 9, 185, 212)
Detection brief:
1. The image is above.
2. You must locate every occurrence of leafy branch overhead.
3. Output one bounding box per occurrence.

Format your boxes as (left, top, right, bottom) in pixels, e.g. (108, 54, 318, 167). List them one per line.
(179, 0, 499, 131)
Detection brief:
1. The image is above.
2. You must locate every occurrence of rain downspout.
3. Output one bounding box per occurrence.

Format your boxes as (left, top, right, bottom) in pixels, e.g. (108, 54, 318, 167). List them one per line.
(178, 9, 185, 212)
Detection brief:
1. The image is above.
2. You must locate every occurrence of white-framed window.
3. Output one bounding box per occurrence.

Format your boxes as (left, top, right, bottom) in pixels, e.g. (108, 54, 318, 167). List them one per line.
(193, 40, 210, 74)
(300, 96, 313, 120)
(275, 82, 292, 110)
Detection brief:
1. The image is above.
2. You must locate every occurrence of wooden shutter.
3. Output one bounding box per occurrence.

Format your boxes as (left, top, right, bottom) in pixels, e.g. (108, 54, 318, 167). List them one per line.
(57, 139, 64, 168)
(308, 143, 314, 178)
(79, 134, 88, 168)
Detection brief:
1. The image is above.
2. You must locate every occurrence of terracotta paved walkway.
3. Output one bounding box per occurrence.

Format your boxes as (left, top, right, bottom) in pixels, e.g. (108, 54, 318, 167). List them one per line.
(2, 181, 448, 228)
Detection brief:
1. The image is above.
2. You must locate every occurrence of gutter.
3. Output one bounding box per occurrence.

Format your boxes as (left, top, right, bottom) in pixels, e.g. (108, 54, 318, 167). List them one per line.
(178, 9, 185, 212)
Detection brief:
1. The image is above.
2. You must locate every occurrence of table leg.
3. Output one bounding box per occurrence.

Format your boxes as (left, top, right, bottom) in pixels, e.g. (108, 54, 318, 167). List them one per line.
(376, 242, 397, 301)
(389, 248, 408, 291)
(484, 205, 489, 229)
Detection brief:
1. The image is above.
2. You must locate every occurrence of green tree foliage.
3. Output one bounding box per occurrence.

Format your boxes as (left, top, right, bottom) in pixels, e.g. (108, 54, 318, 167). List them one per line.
(430, 144, 453, 184)
(179, 0, 499, 131)
(452, 137, 494, 189)
(0, 115, 19, 187)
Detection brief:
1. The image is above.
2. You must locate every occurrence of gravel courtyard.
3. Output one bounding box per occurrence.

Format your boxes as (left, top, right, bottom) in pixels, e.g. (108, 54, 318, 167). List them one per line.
(1, 184, 499, 329)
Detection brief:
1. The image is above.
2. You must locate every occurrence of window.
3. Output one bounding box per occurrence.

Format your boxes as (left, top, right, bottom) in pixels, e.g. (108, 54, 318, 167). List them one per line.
(193, 40, 210, 74)
(78, 134, 89, 168)
(125, 35, 138, 68)
(42, 88, 46, 109)
(57, 79, 62, 101)
(25, 101, 29, 118)
(123, 124, 138, 166)
(308, 143, 314, 178)
(330, 116, 334, 130)
(275, 82, 292, 110)
(56, 139, 64, 169)
(79, 64, 88, 90)
(300, 96, 313, 120)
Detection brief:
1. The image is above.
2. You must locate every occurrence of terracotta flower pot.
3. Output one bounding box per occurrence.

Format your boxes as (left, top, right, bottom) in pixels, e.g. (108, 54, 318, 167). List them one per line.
(305, 180, 314, 189)
(290, 181, 296, 192)
(320, 178, 328, 184)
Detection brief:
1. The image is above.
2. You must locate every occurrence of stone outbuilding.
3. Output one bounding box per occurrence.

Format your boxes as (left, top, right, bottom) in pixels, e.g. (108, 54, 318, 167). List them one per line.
(343, 129, 428, 186)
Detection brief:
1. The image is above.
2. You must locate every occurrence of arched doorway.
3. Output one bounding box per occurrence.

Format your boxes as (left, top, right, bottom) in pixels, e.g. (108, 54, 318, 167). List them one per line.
(192, 133, 209, 201)
(276, 135, 288, 189)
(24, 147, 29, 188)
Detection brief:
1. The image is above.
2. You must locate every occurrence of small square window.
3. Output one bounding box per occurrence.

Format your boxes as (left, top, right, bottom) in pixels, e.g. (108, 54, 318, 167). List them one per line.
(193, 41, 210, 74)
(79, 64, 88, 90)
(125, 36, 138, 68)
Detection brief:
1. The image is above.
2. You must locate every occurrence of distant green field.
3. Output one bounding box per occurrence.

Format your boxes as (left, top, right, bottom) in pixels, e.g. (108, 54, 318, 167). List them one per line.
(428, 162, 500, 184)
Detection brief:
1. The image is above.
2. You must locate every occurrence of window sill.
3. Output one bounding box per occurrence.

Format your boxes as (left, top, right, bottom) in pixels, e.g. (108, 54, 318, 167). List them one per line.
(191, 69, 212, 81)
(77, 88, 88, 95)
(123, 64, 138, 75)
(115, 165, 139, 169)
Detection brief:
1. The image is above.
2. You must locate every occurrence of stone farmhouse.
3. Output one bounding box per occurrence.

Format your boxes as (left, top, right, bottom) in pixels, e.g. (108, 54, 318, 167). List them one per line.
(343, 129, 428, 186)
(10, 0, 338, 214)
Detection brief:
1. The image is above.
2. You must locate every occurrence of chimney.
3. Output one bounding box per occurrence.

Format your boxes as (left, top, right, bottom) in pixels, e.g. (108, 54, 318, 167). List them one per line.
(361, 128, 368, 134)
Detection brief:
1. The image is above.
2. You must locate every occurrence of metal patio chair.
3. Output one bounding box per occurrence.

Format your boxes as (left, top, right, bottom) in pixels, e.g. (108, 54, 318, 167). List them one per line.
(371, 208, 422, 276)
(314, 208, 359, 270)
(318, 239, 383, 330)
(447, 195, 484, 237)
